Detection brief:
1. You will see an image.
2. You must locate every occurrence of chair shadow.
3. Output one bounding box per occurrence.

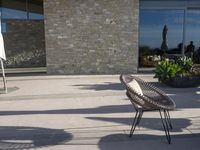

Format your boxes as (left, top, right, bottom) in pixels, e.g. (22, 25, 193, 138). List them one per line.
(73, 82, 125, 91)
(98, 133, 200, 150)
(0, 104, 133, 116)
(0, 126, 73, 150)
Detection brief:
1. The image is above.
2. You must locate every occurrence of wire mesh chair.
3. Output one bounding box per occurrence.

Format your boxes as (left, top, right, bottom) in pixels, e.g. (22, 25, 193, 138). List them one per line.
(120, 74, 176, 144)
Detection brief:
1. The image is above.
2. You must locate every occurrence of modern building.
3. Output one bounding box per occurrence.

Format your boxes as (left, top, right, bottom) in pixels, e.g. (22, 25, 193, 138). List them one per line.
(1, 0, 200, 74)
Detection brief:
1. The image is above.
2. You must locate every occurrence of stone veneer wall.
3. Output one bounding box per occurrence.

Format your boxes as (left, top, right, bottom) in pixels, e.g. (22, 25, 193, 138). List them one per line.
(3, 20, 46, 68)
(44, 0, 139, 74)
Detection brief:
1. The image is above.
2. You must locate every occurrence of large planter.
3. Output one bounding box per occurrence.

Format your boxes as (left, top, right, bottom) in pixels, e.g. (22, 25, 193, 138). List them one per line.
(164, 76, 200, 88)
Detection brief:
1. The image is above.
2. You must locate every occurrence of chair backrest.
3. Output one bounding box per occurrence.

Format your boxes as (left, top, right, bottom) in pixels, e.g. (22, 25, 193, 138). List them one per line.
(120, 74, 176, 110)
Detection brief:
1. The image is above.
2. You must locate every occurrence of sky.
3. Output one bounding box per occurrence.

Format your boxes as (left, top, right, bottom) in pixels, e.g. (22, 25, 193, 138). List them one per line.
(140, 9, 200, 50)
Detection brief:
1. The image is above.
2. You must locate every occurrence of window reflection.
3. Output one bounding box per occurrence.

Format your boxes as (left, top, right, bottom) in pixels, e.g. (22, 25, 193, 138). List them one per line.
(1, 8, 27, 19)
(0, 0, 44, 20)
(186, 9, 200, 63)
(139, 9, 184, 67)
(28, 0, 44, 19)
(0, 0, 46, 68)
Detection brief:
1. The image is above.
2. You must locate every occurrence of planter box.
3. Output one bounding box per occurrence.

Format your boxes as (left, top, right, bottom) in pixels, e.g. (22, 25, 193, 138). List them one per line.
(164, 76, 200, 88)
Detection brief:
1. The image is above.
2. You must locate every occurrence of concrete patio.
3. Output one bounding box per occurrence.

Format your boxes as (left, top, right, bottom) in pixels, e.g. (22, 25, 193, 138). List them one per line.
(0, 74, 199, 150)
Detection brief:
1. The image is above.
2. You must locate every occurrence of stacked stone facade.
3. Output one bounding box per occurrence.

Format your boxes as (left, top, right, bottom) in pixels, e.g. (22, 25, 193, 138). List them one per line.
(44, 0, 139, 74)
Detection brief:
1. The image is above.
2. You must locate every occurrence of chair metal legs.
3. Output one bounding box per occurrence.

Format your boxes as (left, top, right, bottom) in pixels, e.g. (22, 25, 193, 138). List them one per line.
(165, 110, 173, 129)
(129, 109, 173, 144)
(159, 109, 172, 144)
(129, 110, 143, 137)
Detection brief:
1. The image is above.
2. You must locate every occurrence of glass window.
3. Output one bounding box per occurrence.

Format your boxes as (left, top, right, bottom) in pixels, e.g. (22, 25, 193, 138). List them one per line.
(1, 21, 7, 33)
(28, 0, 44, 20)
(0, 0, 46, 68)
(1, 7, 27, 19)
(186, 9, 200, 63)
(186, 9, 200, 50)
(0, 0, 44, 20)
(1, 0, 27, 19)
(139, 9, 184, 67)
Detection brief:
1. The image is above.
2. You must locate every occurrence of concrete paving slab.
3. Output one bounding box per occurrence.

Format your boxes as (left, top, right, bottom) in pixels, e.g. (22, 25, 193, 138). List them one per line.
(0, 74, 199, 149)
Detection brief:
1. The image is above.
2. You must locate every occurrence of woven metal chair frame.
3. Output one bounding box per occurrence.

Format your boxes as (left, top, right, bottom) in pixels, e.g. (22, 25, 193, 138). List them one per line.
(120, 74, 176, 144)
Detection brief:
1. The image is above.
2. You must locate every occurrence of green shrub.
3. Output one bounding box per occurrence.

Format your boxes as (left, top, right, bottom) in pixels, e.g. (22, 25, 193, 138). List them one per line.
(154, 59, 181, 82)
(154, 56, 198, 82)
(177, 56, 193, 73)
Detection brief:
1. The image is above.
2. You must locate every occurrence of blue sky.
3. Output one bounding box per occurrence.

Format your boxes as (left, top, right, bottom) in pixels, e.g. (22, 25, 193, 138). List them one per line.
(140, 9, 200, 50)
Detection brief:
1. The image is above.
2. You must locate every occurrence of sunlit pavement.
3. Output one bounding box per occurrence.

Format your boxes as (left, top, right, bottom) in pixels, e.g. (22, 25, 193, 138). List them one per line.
(0, 74, 200, 150)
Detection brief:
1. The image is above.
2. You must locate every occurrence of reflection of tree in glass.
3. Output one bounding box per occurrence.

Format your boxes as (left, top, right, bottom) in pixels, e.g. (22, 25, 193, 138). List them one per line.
(161, 25, 168, 54)
(139, 46, 151, 56)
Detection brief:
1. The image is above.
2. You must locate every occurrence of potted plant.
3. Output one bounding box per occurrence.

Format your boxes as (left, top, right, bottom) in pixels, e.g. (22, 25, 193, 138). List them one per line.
(154, 57, 200, 88)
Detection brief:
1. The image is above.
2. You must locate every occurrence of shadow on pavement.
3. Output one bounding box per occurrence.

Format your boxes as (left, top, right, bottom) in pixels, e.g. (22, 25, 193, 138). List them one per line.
(0, 126, 72, 150)
(0, 104, 133, 116)
(74, 82, 124, 91)
(87, 117, 191, 132)
(98, 133, 200, 150)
